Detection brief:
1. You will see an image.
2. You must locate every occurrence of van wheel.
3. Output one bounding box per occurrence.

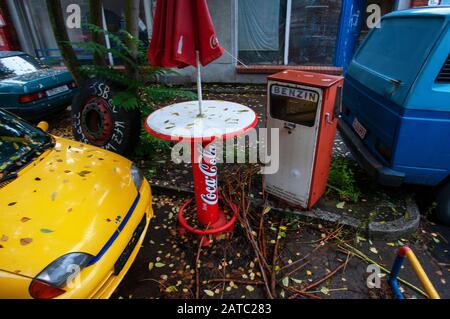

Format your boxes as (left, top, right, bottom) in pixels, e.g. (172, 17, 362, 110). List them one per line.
(71, 79, 141, 155)
(436, 181, 450, 226)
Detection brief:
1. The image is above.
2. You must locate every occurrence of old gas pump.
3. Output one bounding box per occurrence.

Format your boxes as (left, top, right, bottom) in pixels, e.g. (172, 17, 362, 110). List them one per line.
(265, 70, 344, 209)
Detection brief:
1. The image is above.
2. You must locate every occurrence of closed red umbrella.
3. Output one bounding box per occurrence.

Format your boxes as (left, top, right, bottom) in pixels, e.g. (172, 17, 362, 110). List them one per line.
(147, 0, 224, 114)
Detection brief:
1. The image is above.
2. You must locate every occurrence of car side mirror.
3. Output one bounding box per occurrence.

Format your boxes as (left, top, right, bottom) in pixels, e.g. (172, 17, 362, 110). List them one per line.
(37, 121, 49, 132)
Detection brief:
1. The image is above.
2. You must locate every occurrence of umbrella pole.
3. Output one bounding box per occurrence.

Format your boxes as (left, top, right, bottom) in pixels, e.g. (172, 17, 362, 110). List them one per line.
(196, 50, 203, 117)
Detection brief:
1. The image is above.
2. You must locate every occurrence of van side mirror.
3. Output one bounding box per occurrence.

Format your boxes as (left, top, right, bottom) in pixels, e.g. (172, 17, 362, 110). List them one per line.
(37, 121, 49, 132)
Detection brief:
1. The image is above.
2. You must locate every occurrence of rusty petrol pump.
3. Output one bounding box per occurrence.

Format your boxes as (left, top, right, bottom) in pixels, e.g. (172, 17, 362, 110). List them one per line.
(264, 70, 344, 209)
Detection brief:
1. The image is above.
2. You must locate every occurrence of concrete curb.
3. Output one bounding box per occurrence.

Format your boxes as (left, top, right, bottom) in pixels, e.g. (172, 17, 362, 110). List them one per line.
(150, 183, 420, 240)
(368, 198, 420, 240)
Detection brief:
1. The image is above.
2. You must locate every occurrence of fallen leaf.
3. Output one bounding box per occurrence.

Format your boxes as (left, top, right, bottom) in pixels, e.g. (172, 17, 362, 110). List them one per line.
(77, 170, 91, 177)
(387, 242, 396, 247)
(50, 192, 57, 201)
(336, 202, 345, 209)
(20, 217, 31, 223)
(0, 235, 8, 242)
(291, 278, 303, 284)
(8, 202, 17, 207)
(165, 286, 178, 293)
(306, 270, 313, 276)
(40, 228, 54, 233)
(155, 262, 165, 268)
(204, 290, 215, 297)
(245, 285, 255, 292)
(320, 287, 330, 295)
(282, 277, 289, 287)
(369, 247, 379, 254)
(20, 238, 33, 246)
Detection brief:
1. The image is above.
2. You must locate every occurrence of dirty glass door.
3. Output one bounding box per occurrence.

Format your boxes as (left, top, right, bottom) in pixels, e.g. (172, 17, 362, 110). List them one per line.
(288, 0, 342, 65)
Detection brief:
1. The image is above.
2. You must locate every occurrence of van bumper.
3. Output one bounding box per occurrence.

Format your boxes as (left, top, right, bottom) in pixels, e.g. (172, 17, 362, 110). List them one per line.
(338, 118, 405, 187)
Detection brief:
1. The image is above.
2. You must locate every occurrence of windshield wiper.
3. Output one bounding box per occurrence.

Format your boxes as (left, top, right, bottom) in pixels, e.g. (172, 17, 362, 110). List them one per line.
(0, 172, 17, 184)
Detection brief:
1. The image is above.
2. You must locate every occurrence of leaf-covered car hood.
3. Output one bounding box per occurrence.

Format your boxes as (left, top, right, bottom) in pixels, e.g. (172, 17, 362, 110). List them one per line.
(0, 137, 138, 278)
(0, 68, 72, 94)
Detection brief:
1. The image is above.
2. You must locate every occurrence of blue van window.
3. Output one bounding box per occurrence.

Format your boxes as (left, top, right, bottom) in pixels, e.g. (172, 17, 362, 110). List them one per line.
(355, 17, 444, 85)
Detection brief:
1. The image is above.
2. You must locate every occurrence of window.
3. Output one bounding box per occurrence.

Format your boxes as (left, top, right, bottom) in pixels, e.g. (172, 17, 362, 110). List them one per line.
(355, 17, 444, 85)
(269, 84, 320, 127)
(288, 0, 342, 65)
(238, 0, 286, 65)
(238, 0, 342, 66)
(0, 55, 45, 79)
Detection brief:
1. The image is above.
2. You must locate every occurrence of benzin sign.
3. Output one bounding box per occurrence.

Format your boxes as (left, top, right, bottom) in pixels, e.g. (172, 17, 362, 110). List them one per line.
(271, 85, 319, 103)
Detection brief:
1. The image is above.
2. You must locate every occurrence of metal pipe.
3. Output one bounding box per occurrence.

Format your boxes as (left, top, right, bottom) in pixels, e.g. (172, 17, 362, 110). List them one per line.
(196, 50, 203, 116)
(283, 0, 292, 65)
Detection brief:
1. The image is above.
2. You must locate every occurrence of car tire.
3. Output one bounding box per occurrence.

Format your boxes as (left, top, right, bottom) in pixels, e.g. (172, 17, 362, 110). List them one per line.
(71, 78, 141, 155)
(436, 181, 450, 226)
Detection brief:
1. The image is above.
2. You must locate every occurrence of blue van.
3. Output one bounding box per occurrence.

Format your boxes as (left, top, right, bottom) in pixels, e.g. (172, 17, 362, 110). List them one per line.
(339, 7, 450, 225)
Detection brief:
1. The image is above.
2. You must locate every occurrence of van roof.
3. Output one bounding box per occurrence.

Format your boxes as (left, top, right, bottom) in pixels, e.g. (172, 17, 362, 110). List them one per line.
(386, 6, 450, 19)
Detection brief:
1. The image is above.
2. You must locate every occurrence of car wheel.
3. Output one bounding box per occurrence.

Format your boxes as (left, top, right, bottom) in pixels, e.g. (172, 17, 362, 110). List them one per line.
(436, 181, 450, 226)
(71, 79, 141, 155)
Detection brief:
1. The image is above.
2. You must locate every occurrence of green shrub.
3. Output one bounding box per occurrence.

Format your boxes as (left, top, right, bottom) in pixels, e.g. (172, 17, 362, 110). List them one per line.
(327, 157, 361, 202)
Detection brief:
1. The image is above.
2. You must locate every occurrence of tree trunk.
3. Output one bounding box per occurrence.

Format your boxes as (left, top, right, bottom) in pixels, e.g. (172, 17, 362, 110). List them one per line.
(124, 0, 140, 79)
(89, 0, 106, 66)
(46, 0, 86, 86)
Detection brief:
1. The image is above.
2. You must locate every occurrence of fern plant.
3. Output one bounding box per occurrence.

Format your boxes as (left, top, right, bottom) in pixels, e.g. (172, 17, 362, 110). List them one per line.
(72, 23, 196, 114)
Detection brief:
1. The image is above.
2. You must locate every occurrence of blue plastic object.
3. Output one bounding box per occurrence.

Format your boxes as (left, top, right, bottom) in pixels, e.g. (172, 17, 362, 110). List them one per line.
(334, 0, 367, 73)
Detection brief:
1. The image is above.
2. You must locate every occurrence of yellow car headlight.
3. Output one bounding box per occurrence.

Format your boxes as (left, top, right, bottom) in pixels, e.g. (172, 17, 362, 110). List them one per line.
(29, 252, 92, 299)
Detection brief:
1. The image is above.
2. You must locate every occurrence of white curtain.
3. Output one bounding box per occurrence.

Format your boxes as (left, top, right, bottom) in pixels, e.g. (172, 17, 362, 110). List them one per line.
(238, 0, 280, 52)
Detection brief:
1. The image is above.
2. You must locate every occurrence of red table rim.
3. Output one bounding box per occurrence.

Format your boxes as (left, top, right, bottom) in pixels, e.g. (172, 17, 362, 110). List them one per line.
(144, 108, 259, 142)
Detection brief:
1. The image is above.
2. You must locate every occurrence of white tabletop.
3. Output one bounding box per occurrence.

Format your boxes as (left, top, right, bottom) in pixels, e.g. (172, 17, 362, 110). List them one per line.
(145, 100, 258, 141)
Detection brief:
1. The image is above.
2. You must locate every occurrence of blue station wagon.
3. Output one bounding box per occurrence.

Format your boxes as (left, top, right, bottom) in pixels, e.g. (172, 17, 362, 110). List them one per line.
(0, 51, 78, 121)
(339, 7, 450, 225)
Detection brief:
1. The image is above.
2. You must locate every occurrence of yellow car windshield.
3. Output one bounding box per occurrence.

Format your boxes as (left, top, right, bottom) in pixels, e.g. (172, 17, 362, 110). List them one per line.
(0, 110, 52, 180)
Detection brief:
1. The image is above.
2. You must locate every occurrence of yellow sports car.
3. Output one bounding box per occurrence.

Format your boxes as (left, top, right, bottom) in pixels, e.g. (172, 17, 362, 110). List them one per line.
(0, 109, 153, 299)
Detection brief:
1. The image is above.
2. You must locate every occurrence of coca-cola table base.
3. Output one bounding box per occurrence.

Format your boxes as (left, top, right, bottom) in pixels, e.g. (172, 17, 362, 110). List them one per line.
(145, 100, 258, 245)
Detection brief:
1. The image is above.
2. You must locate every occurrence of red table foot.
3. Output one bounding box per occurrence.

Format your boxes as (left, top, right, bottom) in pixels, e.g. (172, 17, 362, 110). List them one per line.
(178, 198, 238, 246)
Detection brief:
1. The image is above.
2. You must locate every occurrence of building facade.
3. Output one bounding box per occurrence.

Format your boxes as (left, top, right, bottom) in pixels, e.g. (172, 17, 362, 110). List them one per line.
(1, 0, 448, 83)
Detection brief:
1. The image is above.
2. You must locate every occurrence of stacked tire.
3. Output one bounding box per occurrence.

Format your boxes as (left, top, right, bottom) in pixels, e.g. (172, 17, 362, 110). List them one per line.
(71, 79, 141, 155)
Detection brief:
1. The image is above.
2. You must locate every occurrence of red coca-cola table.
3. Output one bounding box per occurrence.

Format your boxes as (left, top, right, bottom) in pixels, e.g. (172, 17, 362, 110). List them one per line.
(145, 100, 258, 244)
